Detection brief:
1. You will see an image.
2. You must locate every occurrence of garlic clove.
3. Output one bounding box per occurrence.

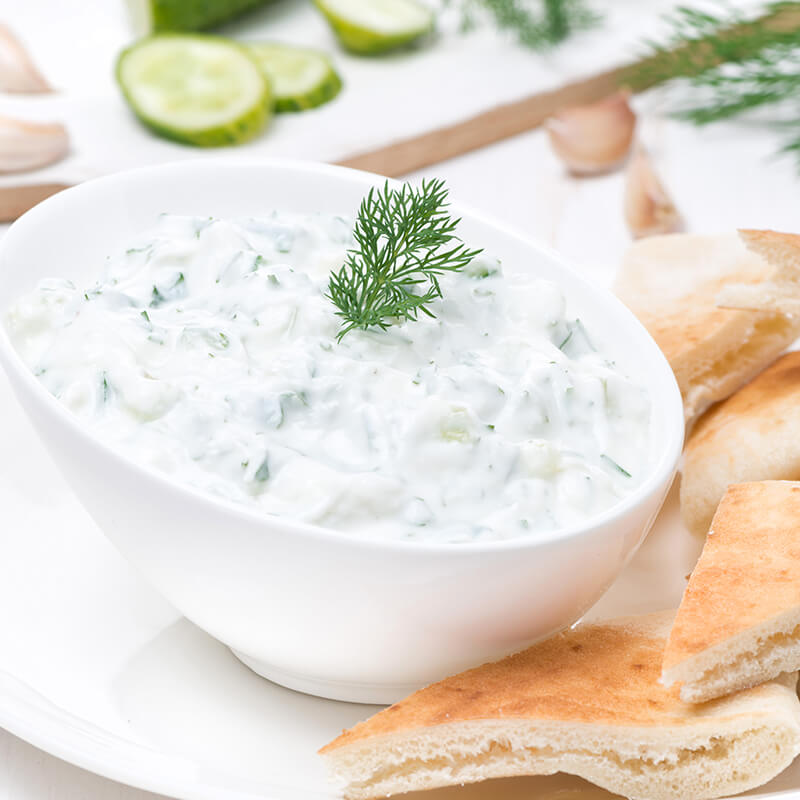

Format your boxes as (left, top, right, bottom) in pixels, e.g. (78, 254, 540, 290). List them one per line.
(0, 115, 69, 173)
(0, 25, 51, 93)
(545, 91, 636, 176)
(624, 144, 683, 239)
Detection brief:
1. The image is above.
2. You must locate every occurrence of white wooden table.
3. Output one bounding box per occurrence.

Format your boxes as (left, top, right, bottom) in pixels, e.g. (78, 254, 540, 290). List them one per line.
(2, 0, 798, 795)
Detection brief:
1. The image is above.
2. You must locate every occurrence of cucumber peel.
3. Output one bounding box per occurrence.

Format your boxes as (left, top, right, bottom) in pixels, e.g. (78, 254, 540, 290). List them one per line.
(127, 0, 275, 33)
(247, 42, 342, 112)
(313, 0, 434, 55)
(116, 34, 272, 147)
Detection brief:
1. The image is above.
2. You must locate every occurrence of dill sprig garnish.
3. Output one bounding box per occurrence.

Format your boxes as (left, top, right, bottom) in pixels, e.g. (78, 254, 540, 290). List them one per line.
(327, 179, 482, 341)
(626, 3, 800, 164)
(450, 0, 600, 50)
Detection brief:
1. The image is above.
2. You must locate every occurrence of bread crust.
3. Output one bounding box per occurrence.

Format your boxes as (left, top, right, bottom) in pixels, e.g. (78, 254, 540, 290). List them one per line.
(665, 482, 800, 702)
(681, 352, 800, 537)
(322, 611, 800, 800)
(614, 232, 800, 425)
(715, 229, 800, 315)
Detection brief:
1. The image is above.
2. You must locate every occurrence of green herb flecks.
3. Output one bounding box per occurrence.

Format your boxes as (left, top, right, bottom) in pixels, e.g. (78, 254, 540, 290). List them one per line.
(150, 272, 186, 308)
(194, 217, 214, 239)
(254, 457, 270, 482)
(276, 234, 293, 254)
(558, 319, 594, 357)
(327, 179, 482, 341)
(465, 258, 500, 279)
(601, 454, 632, 478)
(126, 244, 153, 258)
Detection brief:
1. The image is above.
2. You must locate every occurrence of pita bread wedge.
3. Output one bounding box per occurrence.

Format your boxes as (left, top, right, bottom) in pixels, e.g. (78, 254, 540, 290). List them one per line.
(614, 232, 800, 425)
(718, 229, 800, 315)
(681, 352, 800, 537)
(320, 611, 800, 800)
(665, 482, 800, 704)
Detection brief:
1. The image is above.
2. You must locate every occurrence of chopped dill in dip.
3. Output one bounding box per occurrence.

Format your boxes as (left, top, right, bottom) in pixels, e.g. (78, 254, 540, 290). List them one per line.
(6, 212, 650, 543)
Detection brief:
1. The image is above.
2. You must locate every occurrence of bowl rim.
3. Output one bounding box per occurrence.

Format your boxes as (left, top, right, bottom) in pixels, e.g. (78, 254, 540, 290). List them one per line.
(0, 157, 684, 555)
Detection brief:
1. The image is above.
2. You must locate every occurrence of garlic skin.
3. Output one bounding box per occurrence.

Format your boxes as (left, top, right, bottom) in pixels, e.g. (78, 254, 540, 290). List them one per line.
(0, 25, 51, 93)
(0, 116, 69, 173)
(624, 145, 683, 239)
(545, 92, 636, 175)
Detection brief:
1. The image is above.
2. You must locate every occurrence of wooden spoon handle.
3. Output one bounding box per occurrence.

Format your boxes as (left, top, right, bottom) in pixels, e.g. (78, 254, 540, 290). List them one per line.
(335, 66, 625, 177)
(0, 183, 70, 222)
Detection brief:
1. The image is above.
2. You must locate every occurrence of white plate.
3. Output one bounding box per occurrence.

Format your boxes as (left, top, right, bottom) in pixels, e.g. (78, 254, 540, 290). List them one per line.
(2, 366, 800, 800)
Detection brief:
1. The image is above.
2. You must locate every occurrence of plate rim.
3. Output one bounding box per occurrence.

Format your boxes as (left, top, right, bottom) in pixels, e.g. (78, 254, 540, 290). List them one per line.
(0, 667, 335, 800)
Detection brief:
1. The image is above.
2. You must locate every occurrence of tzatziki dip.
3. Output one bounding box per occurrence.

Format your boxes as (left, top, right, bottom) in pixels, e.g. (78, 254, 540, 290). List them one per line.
(6, 212, 650, 543)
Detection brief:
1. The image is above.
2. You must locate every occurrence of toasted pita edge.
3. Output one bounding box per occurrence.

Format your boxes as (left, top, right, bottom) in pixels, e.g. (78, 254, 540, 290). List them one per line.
(668, 480, 800, 700)
(614, 232, 800, 427)
(717, 282, 800, 315)
(662, 605, 800, 704)
(717, 230, 800, 314)
(739, 229, 800, 278)
(321, 612, 800, 800)
(680, 352, 800, 537)
(322, 705, 800, 800)
(679, 312, 798, 426)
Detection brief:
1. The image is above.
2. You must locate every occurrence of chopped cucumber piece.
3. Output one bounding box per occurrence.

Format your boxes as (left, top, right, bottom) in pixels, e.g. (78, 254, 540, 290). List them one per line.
(313, 0, 434, 55)
(247, 43, 342, 112)
(127, 0, 275, 33)
(116, 34, 272, 147)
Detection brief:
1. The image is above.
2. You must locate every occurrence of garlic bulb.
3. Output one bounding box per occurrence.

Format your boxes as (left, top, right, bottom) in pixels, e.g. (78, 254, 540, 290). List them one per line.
(0, 116, 69, 173)
(624, 145, 683, 239)
(545, 92, 636, 175)
(0, 25, 51, 93)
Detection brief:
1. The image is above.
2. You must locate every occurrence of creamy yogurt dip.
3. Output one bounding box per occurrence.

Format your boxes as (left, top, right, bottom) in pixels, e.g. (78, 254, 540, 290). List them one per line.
(6, 212, 650, 543)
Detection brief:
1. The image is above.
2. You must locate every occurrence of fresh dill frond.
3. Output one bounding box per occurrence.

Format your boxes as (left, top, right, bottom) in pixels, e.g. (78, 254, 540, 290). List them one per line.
(628, 3, 800, 89)
(448, 0, 600, 50)
(327, 179, 482, 341)
(627, 2, 800, 165)
(673, 48, 800, 125)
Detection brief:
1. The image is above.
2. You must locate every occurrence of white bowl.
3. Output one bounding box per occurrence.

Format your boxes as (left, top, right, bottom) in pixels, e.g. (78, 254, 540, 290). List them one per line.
(0, 159, 683, 703)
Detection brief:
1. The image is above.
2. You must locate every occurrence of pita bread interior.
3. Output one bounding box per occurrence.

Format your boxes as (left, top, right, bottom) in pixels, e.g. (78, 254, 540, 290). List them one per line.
(613, 232, 800, 425)
(717, 229, 800, 315)
(681, 352, 800, 537)
(664, 481, 800, 704)
(320, 611, 800, 800)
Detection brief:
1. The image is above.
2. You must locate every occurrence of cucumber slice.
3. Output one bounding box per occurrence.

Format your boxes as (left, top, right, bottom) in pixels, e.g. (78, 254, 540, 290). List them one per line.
(127, 0, 275, 34)
(313, 0, 434, 55)
(116, 35, 272, 147)
(247, 43, 342, 112)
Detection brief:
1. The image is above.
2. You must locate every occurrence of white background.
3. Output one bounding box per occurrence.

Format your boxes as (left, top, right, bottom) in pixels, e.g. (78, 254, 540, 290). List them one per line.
(2, 0, 799, 796)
